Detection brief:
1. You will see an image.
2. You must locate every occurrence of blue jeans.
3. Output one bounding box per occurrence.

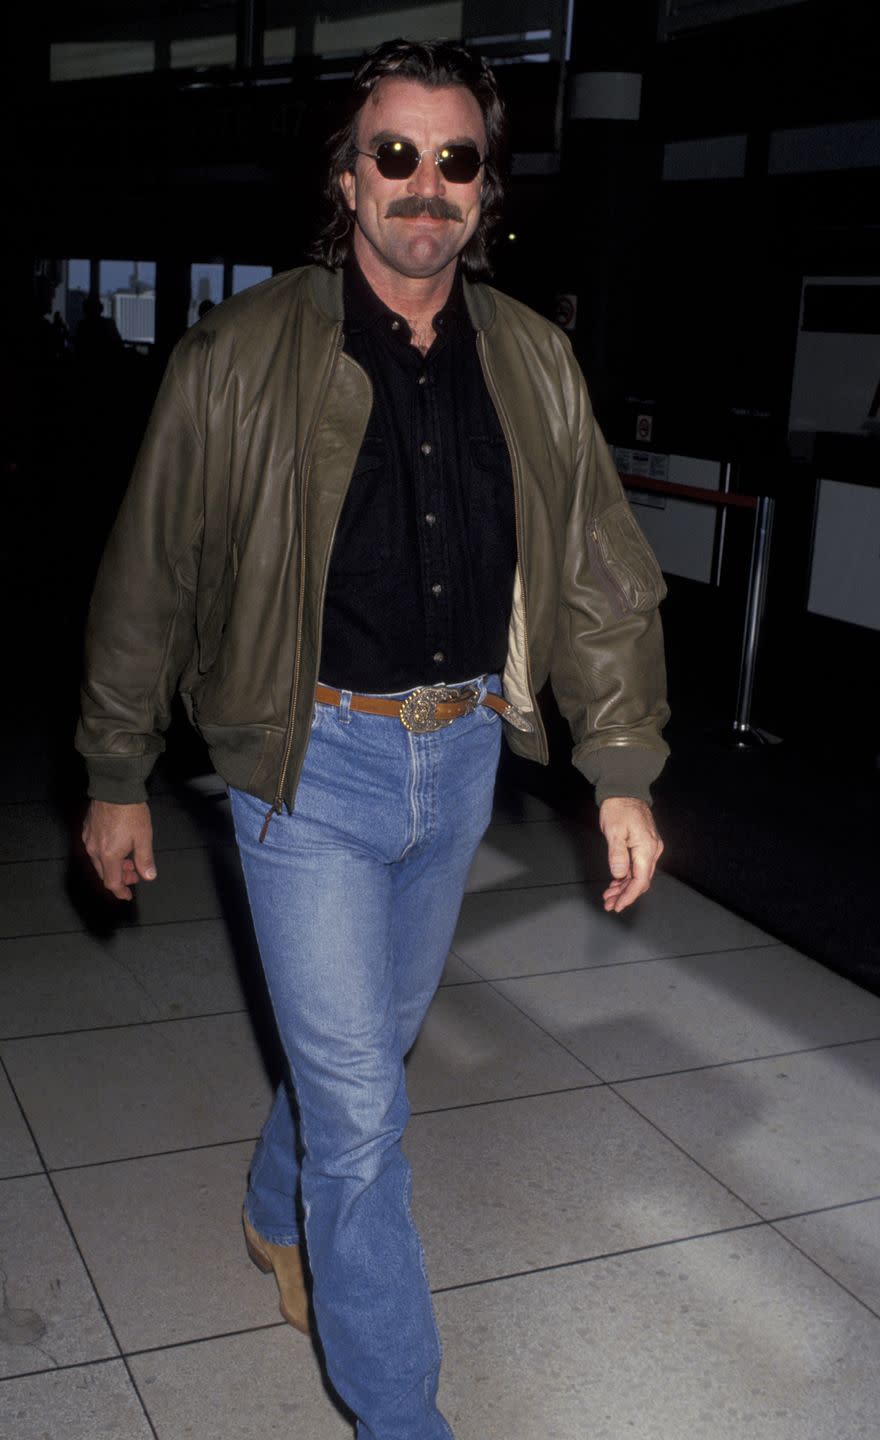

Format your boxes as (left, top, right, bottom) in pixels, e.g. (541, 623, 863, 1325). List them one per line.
(229, 678, 502, 1440)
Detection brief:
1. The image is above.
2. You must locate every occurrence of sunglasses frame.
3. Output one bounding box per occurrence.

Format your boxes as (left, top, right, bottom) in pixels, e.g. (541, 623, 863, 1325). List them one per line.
(355, 140, 485, 185)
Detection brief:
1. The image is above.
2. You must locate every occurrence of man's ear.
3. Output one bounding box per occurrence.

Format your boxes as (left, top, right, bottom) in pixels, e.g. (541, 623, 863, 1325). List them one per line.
(339, 169, 357, 212)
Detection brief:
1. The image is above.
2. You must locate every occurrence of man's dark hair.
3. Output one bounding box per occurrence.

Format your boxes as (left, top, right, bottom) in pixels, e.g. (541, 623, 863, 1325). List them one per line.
(310, 38, 507, 279)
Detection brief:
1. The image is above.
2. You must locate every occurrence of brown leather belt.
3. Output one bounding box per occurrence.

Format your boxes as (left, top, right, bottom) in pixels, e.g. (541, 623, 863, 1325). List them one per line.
(315, 682, 511, 734)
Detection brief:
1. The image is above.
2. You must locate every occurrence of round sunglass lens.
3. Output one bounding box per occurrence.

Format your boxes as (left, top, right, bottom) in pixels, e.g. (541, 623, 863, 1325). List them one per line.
(438, 146, 482, 183)
(375, 141, 419, 178)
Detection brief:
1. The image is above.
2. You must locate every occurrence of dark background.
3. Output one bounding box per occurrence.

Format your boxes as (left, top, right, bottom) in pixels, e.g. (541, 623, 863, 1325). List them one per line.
(2, 0, 878, 989)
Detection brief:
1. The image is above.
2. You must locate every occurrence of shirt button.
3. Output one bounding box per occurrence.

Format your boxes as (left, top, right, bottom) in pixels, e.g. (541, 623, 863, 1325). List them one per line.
(420, 442, 432, 456)
(433, 651, 445, 664)
(424, 512, 436, 526)
(431, 583, 443, 596)
(390, 319, 401, 331)
(417, 374, 427, 386)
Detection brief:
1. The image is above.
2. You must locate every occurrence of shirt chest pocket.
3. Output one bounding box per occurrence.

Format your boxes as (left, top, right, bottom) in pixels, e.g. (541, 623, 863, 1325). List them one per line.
(328, 437, 392, 577)
(468, 436, 516, 550)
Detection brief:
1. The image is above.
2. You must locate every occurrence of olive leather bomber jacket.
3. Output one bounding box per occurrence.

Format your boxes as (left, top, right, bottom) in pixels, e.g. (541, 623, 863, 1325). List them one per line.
(76, 265, 670, 814)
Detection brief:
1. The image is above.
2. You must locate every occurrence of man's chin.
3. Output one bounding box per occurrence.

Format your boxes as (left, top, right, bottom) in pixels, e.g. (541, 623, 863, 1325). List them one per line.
(394, 232, 461, 276)
(354, 222, 468, 281)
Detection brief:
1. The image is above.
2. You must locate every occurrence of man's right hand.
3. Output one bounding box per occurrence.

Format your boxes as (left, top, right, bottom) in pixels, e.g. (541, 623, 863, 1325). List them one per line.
(82, 800, 157, 901)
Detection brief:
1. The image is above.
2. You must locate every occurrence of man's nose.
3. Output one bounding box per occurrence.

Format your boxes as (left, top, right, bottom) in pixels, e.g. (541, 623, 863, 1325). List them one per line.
(408, 150, 444, 198)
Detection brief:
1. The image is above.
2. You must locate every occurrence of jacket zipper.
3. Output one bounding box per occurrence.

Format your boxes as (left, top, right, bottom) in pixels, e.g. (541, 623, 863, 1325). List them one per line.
(476, 332, 541, 738)
(260, 325, 345, 842)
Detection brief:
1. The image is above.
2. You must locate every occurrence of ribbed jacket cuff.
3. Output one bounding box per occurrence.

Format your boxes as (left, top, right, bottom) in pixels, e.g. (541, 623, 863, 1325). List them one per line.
(84, 755, 155, 805)
(574, 744, 667, 806)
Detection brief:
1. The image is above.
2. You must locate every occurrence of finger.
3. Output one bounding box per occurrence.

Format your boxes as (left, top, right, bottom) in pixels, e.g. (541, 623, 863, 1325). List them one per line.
(101, 857, 133, 901)
(602, 880, 627, 912)
(609, 844, 661, 913)
(605, 834, 631, 881)
(133, 839, 157, 883)
(605, 874, 642, 913)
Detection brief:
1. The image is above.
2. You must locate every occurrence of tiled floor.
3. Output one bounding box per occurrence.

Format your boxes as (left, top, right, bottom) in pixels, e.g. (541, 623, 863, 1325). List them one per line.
(2, 765, 879, 1439)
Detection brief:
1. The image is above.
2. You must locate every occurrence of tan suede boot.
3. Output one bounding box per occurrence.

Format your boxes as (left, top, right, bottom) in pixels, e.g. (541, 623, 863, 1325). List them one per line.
(242, 1210, 311, 1335)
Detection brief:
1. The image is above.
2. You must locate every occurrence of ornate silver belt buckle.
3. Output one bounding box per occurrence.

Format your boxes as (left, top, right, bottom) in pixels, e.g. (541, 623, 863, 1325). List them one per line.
(399, 685, 477, 734)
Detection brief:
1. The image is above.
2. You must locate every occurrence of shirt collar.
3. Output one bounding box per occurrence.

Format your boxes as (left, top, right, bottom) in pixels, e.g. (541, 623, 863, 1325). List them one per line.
(343, 254, 469, 339)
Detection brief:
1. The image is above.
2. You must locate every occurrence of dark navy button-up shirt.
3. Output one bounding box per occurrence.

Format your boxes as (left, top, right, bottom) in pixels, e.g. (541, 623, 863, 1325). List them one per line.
(318, 257, 517, 694)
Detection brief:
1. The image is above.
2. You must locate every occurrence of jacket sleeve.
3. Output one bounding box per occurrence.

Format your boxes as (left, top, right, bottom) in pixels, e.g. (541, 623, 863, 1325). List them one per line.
(75, 341, 206, 804)
(549, 350, 670, 804)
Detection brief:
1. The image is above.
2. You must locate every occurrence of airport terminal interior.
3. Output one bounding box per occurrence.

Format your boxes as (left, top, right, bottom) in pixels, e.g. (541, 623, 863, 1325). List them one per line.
(2, 2, 879, 1436)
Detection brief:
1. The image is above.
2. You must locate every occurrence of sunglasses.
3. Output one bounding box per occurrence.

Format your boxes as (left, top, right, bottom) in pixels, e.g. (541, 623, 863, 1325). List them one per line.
(355, 140, 485, 184)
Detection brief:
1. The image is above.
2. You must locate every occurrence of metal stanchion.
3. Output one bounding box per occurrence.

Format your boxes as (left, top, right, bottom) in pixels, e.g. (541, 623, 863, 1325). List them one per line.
(712, 459, 734, 587)
(620, 472, 776, 746)
(731, 495, 775, 747)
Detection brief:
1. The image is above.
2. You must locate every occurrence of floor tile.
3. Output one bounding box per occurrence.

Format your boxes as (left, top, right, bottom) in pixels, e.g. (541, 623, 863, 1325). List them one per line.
(489, 786, 559, 824)
(435, 1226, 880, 1440)
(0, 1070, 40, 1178)
(0, 844, 247, 939)
(454, 872, 774, 979)
(0, 921, 251, 1040)
(146, 791, 234, 853)
(775, 1198, 880, 1315)
(438, 952, 480, 986)
(618, 1040, 880, 1216)
(0, 933, 161, 1037)
(496, 944, 880, 1080)
(54, 1144, 284, 1351)
(0, 780, 232, 864)
(113, 919, 254, 1018)
(0, 739, 56, 805)
(111, 844, 247, 928)
(0, 858, 89, 937)
(129, 1329, 354, 1440)
(0, 803, 70, 864)
(407, 1087, 754, 1290)
(1, 1013, 274, 1168)
(0, 1360, 153, 1439)
(464, 820, 600, 894)
(0, 1175, 117, 1377)
(407, 983, 594, 1112)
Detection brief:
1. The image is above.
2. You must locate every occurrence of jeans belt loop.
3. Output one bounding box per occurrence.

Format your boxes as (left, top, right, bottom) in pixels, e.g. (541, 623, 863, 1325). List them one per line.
(339, 688, 353, 725)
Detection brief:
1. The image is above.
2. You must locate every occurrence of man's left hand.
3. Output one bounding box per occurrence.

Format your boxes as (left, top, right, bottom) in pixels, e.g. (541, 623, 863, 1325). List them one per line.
(599, 797, 664, 914)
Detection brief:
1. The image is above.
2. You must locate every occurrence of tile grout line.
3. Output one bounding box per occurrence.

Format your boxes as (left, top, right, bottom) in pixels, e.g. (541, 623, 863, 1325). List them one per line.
(0, 839, 238, 869)
(3, 1196, 880, 1389)
(2, 933, 777, 1040)
(603, 1032, 880, 1083)
(0, 1352, 133, 1389)
(3, 1036, 879, 1174)
(0, 1055, 161, 1439)
(430, 1217, 774, 1296)
(21, 945, 874, 1051)
(0, 913, 237, 943)
(0, 1006, 251, 1044)
(766, 1216, 880, 1323)
(0, 1054, 47, 1184)
(0, 1321, 291, 1384)
(659, 861, 791, 953)
(481, 976, 770, 1221)
(43, 1134, 263, 1176)
(446, 937, 786, 982)
(450, 960, 880, 1085)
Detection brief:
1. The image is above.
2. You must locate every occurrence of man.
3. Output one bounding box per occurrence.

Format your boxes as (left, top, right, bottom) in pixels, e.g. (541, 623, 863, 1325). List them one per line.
(78, 38, 668, 1440)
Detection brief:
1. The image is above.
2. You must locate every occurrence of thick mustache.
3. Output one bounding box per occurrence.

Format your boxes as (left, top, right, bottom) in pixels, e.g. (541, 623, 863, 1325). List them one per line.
(385, 195, 464, 223)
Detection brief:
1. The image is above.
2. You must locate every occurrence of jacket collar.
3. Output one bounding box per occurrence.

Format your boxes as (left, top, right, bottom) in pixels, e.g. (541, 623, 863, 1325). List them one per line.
(306, 262, 496, 332)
